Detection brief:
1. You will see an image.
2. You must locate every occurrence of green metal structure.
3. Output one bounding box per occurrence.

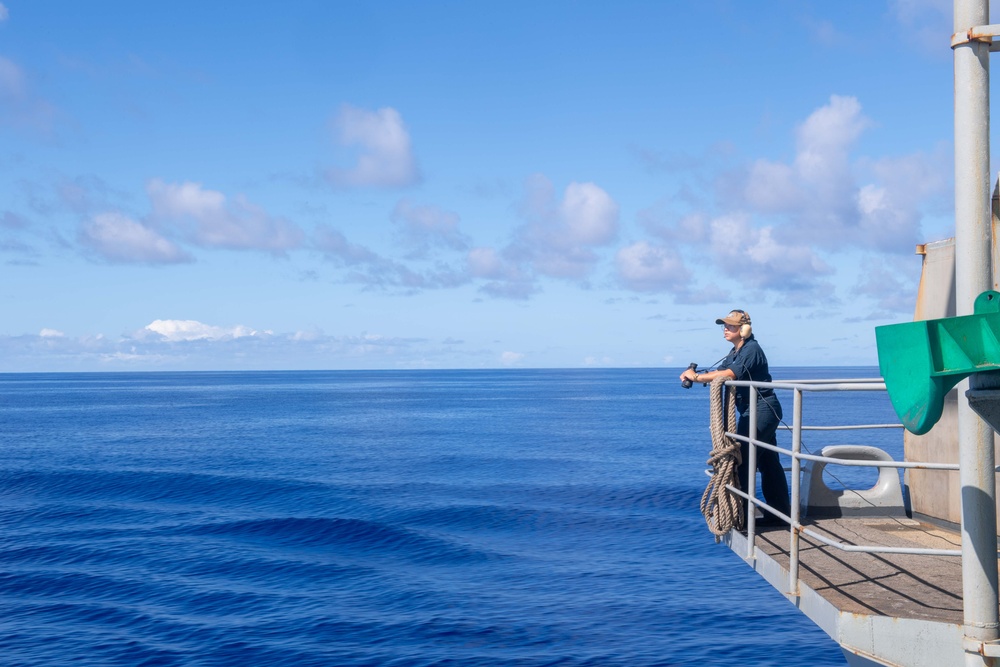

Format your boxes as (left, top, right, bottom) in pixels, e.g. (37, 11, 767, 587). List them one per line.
(875, 290, 1000, 435)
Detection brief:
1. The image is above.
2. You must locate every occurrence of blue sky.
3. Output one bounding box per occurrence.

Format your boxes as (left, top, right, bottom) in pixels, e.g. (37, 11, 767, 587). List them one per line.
(0, 0, 967, 371)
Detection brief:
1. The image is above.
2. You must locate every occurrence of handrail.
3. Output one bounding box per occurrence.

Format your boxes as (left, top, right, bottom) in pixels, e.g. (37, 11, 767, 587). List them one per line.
(799, 424, 900, 430)
(727, 434, 961, 470)
(728, 379, 887, 391)
(708, 376, 986, 597)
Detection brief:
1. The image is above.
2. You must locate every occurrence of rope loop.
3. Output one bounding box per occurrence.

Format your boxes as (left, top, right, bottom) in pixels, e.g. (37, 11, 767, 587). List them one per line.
(701, 377, 744, 535)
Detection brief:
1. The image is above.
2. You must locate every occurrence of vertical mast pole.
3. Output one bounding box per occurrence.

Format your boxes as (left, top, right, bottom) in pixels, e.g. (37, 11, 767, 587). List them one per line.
(954, 0, 1000, 663)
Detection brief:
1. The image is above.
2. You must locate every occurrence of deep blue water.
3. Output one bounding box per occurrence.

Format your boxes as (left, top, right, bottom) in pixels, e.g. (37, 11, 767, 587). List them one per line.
(0, 368, 900, 666)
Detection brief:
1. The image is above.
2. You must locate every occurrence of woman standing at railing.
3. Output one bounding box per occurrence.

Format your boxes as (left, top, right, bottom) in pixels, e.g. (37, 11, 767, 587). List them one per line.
(679, 309, 791, 525)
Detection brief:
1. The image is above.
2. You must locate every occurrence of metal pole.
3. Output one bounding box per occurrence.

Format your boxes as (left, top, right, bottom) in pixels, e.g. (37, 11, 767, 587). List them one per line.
(788, 388, 802, 597)
(954, 0, 1000, 663)
(746, 386, 758, 559)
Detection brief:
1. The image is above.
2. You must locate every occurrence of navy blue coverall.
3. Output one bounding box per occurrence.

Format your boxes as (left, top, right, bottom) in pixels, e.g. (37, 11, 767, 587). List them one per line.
(718, 335, 791, 519)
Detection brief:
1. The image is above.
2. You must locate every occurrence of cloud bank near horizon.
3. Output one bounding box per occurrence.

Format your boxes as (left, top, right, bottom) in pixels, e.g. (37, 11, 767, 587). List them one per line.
(0, 320, 532, 372)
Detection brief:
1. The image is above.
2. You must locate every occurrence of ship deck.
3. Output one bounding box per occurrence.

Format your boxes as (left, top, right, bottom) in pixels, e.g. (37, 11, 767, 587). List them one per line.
(746, 517, 968, 624)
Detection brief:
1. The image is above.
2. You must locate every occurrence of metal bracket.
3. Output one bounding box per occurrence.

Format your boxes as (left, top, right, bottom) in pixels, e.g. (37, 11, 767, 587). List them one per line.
(962, 637, 1000, 657)
(952, 24, 1000, 49)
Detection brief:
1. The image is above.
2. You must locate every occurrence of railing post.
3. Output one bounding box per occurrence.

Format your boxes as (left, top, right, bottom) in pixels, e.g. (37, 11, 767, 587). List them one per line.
(788, 387, 803, 597)
(746, 386, 758, 559)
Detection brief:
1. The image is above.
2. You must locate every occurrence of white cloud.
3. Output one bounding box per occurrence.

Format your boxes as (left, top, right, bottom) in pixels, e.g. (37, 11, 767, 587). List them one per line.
(615, 241, 691, 292)
(146, 179, 304, 254)
(144, 319, 262, 342)
(795, 95, 869, 184)
(735, 95, 938, 256)
(519, 175, 619, 250)
(149, 179, 223, 217)
(856, 184, 909, 251)
(39, 328, 64, 338)
(326, 105, 421, 189)
(743, 95, 867, 229)
(0, 4, 8, 21)
(511, 174, 620, 280)
(462, 175, 619, 298)
(80, 212, 192, 264)
(559, 182, 619, 246)
(708, 213, 833, 291)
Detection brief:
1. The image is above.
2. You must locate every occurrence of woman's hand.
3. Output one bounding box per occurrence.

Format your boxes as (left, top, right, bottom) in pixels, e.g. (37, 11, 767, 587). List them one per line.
(679, 368, 698, 383)
(680, 368, 736, 384)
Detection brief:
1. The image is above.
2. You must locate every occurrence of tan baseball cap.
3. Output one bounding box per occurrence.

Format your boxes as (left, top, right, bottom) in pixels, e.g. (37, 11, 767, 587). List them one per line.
(715, 310, 750, 326)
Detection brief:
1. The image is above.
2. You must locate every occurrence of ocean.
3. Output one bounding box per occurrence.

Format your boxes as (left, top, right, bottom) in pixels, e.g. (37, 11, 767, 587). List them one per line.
(0, 368, 900, 666)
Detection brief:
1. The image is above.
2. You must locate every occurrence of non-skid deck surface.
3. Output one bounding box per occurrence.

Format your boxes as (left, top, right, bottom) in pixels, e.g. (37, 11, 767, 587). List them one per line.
(751, 518, 972, 623)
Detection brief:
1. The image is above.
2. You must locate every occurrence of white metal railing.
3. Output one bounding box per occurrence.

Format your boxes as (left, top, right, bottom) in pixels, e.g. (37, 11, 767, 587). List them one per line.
(715, 377, 974, 597)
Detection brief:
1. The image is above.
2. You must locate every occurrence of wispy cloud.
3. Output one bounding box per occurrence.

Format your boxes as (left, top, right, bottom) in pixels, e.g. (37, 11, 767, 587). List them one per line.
(391, 198, 470, 258)
(0, 55, 58, 133)
(0, 56, 24, 99)
(465, 246, 535, 299)
(314, 223, 470, 292)
(313, 225, 381, 266)
(1, 210, 29, 229)
(889, 0, 951, 55)
(851, 254, 918, 314)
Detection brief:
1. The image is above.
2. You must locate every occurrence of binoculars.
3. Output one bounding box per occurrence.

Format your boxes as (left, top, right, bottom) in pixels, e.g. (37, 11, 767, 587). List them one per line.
(681, 362, 698, 389)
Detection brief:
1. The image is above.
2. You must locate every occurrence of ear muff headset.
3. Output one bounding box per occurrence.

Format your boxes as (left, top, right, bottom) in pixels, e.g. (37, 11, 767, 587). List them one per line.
(735, 309, 752, 339)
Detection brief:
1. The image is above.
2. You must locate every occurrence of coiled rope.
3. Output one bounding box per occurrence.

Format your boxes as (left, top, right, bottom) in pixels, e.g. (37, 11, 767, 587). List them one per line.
(700, 377, 744, 535)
